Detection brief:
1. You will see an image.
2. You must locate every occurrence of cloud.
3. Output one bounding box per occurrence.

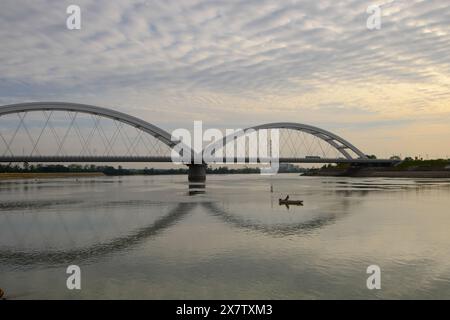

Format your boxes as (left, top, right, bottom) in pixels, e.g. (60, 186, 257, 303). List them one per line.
(0, 0, 449, 156)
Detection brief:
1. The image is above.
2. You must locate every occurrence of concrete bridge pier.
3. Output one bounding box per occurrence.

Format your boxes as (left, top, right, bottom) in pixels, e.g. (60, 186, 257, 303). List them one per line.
(188, 163, 207, 183)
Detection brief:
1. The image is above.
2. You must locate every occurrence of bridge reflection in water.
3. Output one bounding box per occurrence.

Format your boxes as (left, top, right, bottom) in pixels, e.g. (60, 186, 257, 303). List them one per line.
(188, 182, 206, 195)
(2, 177, 449, 300)
(0, 194, 359, 267)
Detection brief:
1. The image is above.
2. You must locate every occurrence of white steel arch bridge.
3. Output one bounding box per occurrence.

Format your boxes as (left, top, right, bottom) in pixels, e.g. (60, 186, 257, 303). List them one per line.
(0, 102, 396, 180)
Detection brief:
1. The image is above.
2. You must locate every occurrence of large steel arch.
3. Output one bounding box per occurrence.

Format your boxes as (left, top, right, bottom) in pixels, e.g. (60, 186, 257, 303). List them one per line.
(204, 122, 367, 160)
(0, 101, 176, 148)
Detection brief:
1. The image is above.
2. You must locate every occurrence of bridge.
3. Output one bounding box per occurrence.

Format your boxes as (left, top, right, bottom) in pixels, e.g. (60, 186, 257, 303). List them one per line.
(0, 102, 397, 182)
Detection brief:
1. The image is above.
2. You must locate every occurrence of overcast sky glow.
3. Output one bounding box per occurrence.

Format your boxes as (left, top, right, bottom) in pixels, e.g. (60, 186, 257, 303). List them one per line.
(1, 0, 450, 158)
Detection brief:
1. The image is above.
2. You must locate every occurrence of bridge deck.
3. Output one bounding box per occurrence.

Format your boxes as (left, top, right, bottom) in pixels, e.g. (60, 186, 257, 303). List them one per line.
(0, 156, 397, 165)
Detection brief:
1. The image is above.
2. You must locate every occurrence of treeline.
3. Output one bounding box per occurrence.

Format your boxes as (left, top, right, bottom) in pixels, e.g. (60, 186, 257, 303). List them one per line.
(0, 163, 269, 176)
(0, 163, 102, 173)
(207, 166, 260, 174)
(321, 158, 450, 170)
(0, 163, 189, 175)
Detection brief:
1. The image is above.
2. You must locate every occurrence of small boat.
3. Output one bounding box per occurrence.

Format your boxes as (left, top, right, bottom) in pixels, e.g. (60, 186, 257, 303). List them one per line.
(279, 199, 303, 206)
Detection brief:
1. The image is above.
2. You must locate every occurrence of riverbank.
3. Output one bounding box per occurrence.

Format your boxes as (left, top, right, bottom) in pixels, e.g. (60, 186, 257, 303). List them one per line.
(0, 172, 105, 180)
(303, 159, 450, 178)
(303, 167, 450, 178)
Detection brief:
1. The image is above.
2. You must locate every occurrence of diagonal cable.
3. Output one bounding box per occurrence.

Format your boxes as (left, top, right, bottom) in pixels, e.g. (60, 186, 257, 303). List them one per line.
(57, 112, 78, 156)
(82, 115, 102, 156)
(105, 120, 124, 156)
(71, 114, 90, 156)
(3, 112, 27, 156)
(0, 128, 14, 156)
(18, 112, 41, 156)
(96, 117, 115, 156)
(44, 110, 66, 156)
(30, 111, 53, 156)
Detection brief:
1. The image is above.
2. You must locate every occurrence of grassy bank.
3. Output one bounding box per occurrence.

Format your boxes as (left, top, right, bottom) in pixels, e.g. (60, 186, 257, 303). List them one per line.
(305, 168, 450, 178)
(395, 159, 450, 170)
(304, 159, 450, 178)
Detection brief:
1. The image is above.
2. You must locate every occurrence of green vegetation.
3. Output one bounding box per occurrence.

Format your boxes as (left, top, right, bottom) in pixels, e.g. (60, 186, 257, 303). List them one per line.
(0, 163, 188, 175)
(395, 159, 450, 170)
(318, 158, 450, 172)
(2, 159, 448, 177)
(0, 163, 277, 176)
(0, 163, 189, 175)
(321, 163, 349, 169)
(207, 166, 260, 174)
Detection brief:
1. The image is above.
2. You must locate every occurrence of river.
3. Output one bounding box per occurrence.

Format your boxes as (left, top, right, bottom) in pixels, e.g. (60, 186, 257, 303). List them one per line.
(1, 174, 449, 299)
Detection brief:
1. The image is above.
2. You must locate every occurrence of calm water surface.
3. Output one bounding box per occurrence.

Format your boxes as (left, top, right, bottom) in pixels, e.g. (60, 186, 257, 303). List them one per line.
(1, 174, 450, 299)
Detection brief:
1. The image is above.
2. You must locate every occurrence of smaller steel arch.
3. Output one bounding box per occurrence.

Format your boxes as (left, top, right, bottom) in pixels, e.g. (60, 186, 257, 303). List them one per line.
(203, 122, 367, 160)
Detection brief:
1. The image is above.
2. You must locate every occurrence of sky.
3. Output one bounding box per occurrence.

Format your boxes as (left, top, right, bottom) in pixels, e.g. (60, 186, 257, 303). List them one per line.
(1, 0, 449, 159)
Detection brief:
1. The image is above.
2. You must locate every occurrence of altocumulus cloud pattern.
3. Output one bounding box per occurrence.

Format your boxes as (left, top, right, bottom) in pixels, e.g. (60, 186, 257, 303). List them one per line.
(1, 0, 450, 157)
